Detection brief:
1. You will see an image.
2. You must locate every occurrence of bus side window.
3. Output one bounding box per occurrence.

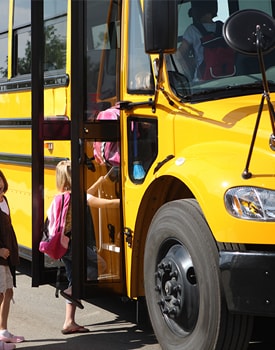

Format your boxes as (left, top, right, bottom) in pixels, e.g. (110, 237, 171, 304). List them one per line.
(13, 0, 67, 76)
(127, 118, 158, 183)
(0, 1, 8, 79)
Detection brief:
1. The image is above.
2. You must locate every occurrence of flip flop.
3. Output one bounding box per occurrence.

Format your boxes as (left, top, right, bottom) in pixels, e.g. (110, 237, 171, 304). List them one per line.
(61, 326, 89, 335)
(60, 290, 84, 309)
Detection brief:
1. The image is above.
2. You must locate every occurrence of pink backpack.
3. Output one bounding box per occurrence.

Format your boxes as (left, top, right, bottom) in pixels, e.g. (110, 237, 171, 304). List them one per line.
(93, 107, 120, 166)
(39, 192, 70, 260)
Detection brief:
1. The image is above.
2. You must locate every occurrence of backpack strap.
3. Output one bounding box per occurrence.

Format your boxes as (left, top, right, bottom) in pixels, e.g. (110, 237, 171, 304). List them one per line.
(214, 21, 224, 36)
(195, 21, 227, 49)
(193, 21, 209, 36)
(193, 20, 224, 36)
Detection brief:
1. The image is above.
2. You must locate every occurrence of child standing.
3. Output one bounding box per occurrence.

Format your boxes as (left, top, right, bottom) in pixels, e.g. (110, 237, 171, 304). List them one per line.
(55, 161, 120, 334)
(48, 160, 88, 335)
(0, 170, 24, 349)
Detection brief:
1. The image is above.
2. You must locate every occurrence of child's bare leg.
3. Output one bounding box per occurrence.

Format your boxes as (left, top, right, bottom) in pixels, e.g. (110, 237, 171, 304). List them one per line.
(0, 289, 12, 330)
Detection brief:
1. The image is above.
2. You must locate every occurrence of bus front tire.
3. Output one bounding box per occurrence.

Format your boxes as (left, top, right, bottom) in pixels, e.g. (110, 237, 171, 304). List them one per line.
(144, 198, 253, 350)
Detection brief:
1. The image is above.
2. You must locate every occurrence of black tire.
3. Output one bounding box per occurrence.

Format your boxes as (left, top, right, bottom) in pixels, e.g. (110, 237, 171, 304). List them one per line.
(144, 199, 253, 350)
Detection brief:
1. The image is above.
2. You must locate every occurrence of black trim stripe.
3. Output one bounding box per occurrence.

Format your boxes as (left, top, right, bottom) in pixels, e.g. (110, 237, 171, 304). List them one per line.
(0, 118, 71, 140)
(0, 153, 67, 169)
(0, 119, 31, 128)
(0, 72, 69, 92)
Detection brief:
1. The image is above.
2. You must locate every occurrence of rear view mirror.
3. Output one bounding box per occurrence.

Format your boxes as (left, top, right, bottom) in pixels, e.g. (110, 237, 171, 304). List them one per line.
(143, 0, 178, 54)
(223, 9, 275, 55)
(223, 10, 275, 179)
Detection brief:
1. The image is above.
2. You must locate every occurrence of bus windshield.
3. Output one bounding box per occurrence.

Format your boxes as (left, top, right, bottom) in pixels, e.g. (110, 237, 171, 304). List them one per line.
(168, 0, 275, 102)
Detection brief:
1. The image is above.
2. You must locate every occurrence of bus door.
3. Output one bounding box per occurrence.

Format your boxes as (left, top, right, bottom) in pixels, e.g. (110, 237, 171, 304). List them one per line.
(70, 0, 124, 298)
(31, 0, 124, 298)
(31, 0, 71, 287)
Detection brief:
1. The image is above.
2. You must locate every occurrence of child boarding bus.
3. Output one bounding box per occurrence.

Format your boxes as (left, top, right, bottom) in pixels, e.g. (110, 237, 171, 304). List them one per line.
(1, 0, 275, 348)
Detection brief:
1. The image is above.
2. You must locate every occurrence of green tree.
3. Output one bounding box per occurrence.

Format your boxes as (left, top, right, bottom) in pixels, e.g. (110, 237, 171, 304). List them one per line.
(1, 22, 66, 76)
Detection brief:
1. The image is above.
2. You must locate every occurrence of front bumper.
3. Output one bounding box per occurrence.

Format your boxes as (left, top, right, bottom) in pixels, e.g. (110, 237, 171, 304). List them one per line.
(220, 250, 275, 316)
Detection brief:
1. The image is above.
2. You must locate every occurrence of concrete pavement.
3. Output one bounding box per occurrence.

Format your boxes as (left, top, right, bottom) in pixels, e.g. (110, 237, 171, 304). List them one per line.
(7, 262, 160, 350)
(8, 262, 272, 350)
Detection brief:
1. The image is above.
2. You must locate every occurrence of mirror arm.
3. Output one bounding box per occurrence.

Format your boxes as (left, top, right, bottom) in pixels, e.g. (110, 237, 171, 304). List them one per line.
(242, 25, 275, 178)
(152, 53, 164, 113)
(223, 10, 275, 177)
(242, 94, 265, 179)
(255, 25, 275, 147)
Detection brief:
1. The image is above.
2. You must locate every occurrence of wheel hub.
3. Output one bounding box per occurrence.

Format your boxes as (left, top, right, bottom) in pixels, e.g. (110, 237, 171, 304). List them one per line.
(155, 243, 199, 335)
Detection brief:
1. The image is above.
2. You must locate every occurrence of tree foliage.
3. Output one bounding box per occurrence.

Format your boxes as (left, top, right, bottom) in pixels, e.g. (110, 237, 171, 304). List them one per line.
(0, 22, 66, 77)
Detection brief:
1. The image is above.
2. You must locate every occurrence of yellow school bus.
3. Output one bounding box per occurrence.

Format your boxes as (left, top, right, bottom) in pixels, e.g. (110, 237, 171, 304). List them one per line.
(2, 0, 275, 348)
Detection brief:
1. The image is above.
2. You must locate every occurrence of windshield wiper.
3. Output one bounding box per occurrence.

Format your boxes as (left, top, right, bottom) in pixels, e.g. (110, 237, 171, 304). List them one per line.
(181, 82, 264, 102)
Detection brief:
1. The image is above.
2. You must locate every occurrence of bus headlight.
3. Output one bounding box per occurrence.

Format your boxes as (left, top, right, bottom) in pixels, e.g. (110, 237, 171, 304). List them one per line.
(224, 187, 275, 221)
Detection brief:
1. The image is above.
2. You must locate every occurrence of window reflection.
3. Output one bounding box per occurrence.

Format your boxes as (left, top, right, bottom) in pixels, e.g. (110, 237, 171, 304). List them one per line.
(44, 20, 67, 71)
(0, 36, 8, 78)
(16, 30, 31, 75)
(44, 0, 67, 19)
(14, 0, 31, 28)
(0, 2, 9, 32)
(85, 0, 120, 119)
(13, 0, 67, 76)
(0, 1, 9, 79)
(128, 0, 153, 93)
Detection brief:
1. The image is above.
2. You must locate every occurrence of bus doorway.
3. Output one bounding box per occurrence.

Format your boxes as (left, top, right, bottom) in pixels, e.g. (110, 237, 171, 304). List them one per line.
(70, 0, 124, 299)
(31, 0, 124, 299)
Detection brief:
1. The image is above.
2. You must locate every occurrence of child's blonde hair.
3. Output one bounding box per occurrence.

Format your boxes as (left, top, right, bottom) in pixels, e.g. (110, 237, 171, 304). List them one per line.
(56, 160, 71, 192)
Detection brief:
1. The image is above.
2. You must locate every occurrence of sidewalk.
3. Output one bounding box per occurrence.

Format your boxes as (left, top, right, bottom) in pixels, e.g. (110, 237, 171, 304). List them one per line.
(7, 268, 160, 350)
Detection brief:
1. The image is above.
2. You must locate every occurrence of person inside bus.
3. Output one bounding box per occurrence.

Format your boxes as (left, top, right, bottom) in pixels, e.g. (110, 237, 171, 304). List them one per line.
(0, 170, 25, 349)
(55, 161, 119, 335)
(176, 1, 219, 80)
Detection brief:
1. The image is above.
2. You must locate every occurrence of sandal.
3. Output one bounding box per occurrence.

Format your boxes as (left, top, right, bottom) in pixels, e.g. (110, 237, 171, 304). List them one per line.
(61, 325, 89, 335)
(60, 290, 84, 309)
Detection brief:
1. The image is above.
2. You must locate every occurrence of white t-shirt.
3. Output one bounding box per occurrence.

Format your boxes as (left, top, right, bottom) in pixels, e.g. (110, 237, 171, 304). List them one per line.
(0, 198, 9, 215)
(182, 22, 217, 77)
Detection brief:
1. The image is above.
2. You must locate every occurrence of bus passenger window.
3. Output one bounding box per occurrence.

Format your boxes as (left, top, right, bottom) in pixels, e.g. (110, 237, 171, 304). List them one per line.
(13, 0, 67, 76)
(0, 1, 8, 79)
(127, 118, 158, 183)
(14, 29, 31, 75)
(0, 35, 8, 79)
(44, 19, 67, 72)
(44, 1, 67, 72)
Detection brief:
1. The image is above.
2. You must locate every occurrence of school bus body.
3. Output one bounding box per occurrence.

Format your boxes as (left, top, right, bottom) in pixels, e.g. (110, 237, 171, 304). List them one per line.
(2, 0, 275, 349)
(0, 0, 71, 257)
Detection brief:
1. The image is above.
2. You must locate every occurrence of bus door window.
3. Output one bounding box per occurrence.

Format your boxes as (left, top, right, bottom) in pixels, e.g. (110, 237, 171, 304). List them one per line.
(83, 0, 121, 282)
(84, 140, 121, 282)
(127, 118, 158, 183)
(127, 0, 153, 94)
(86, 0, 120, 120)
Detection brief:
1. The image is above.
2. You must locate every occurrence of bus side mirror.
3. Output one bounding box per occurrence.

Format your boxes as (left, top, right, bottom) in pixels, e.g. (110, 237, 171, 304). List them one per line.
(143, 0, 178, 54)
(223, 9, 275, 179)
(223, 9, 275, 55)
